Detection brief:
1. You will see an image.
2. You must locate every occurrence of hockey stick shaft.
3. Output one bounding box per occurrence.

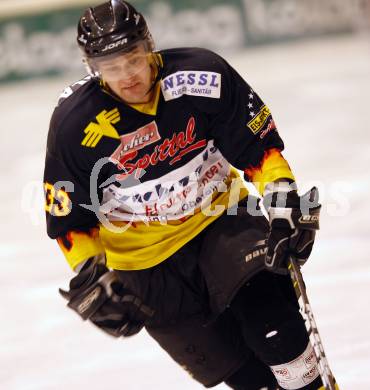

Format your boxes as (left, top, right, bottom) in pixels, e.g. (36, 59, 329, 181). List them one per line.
(288, 257, 337, 390)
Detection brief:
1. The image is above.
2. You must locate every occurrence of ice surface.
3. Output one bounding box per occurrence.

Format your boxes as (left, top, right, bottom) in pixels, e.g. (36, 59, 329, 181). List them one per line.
(1, 33, 369, 389)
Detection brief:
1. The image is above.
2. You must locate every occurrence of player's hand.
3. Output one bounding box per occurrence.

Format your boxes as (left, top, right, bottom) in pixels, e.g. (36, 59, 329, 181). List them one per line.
(59, 258, 154, 337)
(262, 186, 321, 275)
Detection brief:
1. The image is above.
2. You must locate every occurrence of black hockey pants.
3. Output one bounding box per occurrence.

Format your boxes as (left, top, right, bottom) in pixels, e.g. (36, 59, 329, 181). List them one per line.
(116, 197, 322, 389)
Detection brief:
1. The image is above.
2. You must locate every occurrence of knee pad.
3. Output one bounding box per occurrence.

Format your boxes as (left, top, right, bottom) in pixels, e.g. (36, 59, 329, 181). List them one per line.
(259, 309, 310, 365)
(230, 273, 309, 366)
(233, 302, 310, 366)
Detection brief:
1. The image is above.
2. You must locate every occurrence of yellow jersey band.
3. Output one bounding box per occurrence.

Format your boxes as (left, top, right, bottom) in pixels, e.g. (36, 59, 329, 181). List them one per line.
(244, 148, 295, 195)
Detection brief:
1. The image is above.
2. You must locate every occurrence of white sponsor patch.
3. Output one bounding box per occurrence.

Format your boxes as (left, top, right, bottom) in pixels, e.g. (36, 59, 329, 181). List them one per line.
(161, 71, 221, 101)
(101, 140, 231, 222)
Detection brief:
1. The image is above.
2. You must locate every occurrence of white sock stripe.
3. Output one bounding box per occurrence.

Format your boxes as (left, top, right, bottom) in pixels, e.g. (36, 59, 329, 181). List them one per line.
(269, 343, 320, 390)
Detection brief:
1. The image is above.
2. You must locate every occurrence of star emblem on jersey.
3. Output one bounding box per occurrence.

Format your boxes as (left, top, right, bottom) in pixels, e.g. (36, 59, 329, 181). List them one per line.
(81, 108, 120, 148)
(248, 89, 256, 118)
(246, 88, 272, 135)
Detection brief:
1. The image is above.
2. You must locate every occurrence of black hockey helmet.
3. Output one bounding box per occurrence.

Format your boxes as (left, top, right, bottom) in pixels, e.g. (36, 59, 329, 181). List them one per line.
(77, 0, 154, 58)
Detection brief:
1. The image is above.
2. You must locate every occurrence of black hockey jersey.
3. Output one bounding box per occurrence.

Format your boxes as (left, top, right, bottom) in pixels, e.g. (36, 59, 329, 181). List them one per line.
(44, 48, 294, 270)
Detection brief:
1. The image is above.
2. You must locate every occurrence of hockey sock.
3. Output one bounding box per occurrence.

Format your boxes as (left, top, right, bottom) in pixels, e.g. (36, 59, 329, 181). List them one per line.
(269, 343, 322, 389)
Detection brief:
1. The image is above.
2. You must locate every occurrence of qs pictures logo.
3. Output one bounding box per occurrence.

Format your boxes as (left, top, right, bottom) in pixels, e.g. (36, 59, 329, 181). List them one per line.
(81, 108, 121, 147)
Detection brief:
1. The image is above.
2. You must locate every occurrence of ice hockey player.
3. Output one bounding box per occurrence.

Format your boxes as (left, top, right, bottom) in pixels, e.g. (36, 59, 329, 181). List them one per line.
(43, 1, 329, 389)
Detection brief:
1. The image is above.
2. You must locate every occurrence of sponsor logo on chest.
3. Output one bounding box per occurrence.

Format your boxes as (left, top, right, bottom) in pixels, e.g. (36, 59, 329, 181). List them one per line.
(161, 71, 221, 101)
(111, 121, 161, 162)
(110, 117, 207, 180)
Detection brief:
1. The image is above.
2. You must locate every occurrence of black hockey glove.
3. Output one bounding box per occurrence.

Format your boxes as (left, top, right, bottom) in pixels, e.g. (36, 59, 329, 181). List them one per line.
(263, 186, 321, 275)
(59, 258, 154, 337)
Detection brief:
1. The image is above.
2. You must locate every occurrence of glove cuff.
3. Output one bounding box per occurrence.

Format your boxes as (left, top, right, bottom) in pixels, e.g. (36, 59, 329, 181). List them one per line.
(263, 181, 297, 198)
(263, 183, 299, 212)
(266, 187, 321, 231)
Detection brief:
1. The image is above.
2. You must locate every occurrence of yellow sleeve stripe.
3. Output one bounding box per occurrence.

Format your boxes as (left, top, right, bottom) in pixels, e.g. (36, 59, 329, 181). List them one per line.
(244, 148, 295, 195)
(57, 228, 104, 271)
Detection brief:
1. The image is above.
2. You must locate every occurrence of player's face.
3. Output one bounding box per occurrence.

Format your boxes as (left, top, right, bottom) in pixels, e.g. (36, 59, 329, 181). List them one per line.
(96, 44, 153, 104)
